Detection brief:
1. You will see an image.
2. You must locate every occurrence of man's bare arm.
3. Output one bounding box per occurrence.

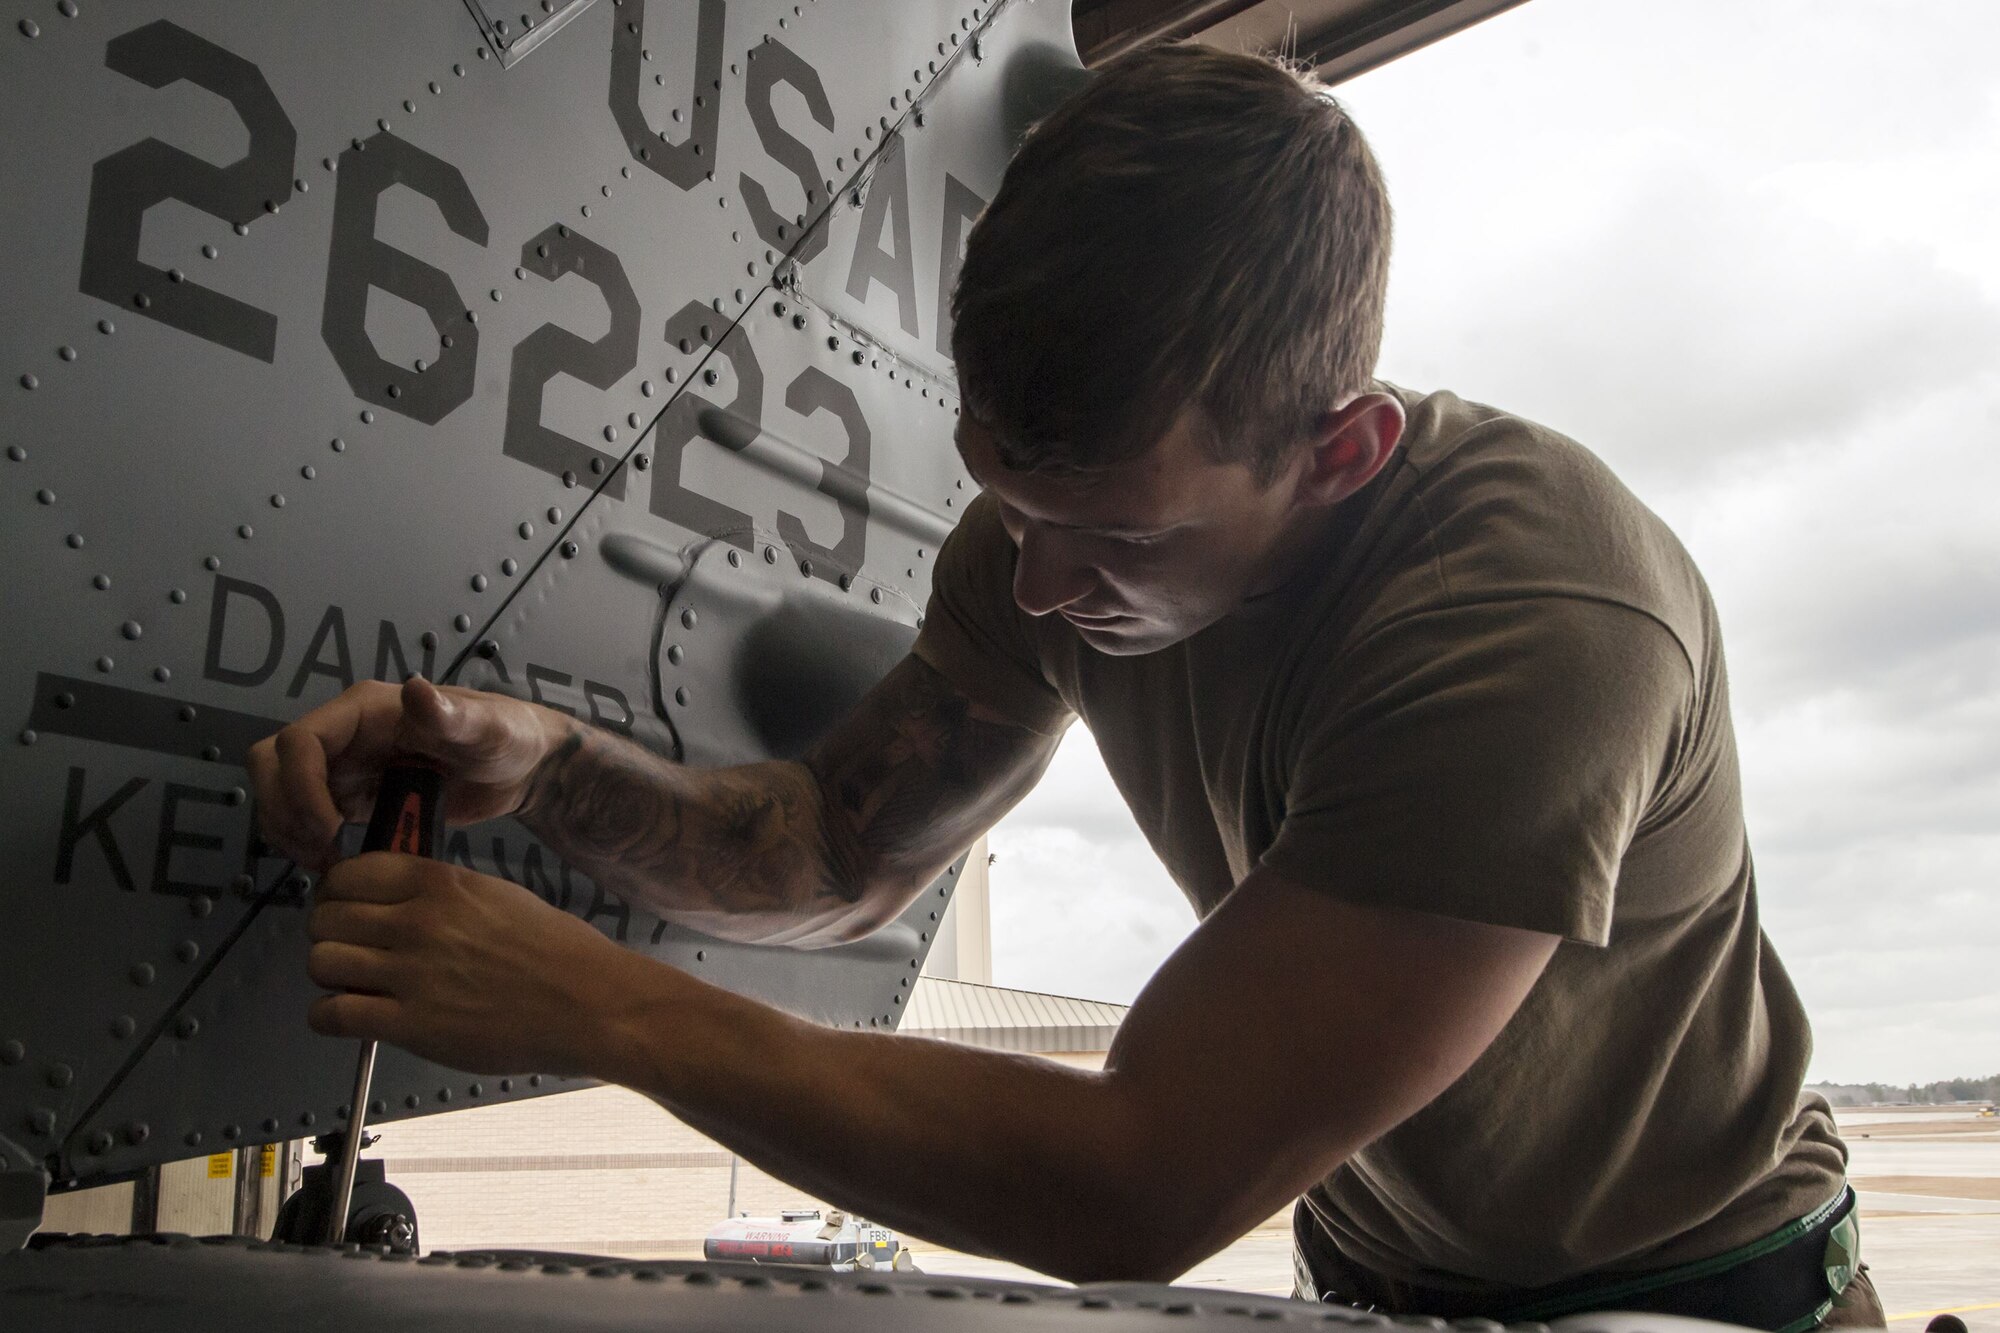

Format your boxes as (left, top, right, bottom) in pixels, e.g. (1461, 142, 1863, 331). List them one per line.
(514, 654, 1062, 946)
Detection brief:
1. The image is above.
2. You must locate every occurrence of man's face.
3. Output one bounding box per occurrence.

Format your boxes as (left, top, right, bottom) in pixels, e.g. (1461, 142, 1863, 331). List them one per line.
(955, 409, 1309, 656)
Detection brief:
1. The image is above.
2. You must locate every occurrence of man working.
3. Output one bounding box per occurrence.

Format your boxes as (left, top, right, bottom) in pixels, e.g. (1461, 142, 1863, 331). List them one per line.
(248, 45, 1880, 1327)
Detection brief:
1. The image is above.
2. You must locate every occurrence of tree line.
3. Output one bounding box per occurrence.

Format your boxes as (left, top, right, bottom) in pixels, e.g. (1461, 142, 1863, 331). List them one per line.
(1807, 1073, 2000, 1107)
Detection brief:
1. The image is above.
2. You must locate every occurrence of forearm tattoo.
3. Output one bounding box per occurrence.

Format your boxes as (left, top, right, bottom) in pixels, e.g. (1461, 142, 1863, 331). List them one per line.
(517, 656, 1056, 942)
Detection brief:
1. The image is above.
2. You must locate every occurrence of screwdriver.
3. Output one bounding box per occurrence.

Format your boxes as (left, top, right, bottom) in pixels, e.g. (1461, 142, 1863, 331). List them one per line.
(324, 760, 443, 1246)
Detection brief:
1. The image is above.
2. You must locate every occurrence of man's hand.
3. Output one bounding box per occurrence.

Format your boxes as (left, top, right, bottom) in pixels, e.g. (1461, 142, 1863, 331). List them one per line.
(248, 677, 572, 872)
(306, 851, 642, 1076)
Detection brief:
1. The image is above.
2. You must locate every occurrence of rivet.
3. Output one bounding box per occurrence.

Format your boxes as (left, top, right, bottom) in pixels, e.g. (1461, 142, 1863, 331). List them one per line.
(19, 17, 40, 36)
(130, 963, 155, 986)
(664, 368, 678, 383)
(764, 546, 777, 563)
(133, 293, 151, 309)
(529, 1074, 542, 1087)
(177, 935, 202, 961)
(518, 521, 535, 539)
(95, 656, 112, 672)
(0, 1040, 22, 1066)
(726, 550, 741, 568)
(262, 1116, 280, 1133)
(331, 437, 346, 452)
(58, 344, 77, 362)
(201, 744, 220, 761)
(666, 645, 683, 665)
(800, 559, 813, 576)
(87, 1131, 112, 1155)
(67, 533, 84, 549)
(125, 1122, 150, 1145)
(470, 573, 488, 592)
(153, 666, 171, 682)
(420, 630, 439, 649)
(222, 1124, 240, 1140)
(626, 411, 641, 429)
(405, 1093, 420, 1109)
(453, 614, 471, 632)
(839, 574, 852, 590)
(300, 1111, 316, 1127)
(560, 541, 578, 558)
(429, 80, 441, 94)
(871, 588, 883, 604)
(204, 555, 221, 570)
(640, 379, 655, 397)
(500, 559, 518, 576)
(792, 314, 806, 329)
(589, 456, 605, 474)
(6, 445, 22, 461)
(17, 728, 34, 745)
(680, 608, 697, 629)
(189, 895, 214, 918)
(202, 244, 218, 260)
(386, 383, 401, 398)
(237, 524, 253, 539)
(175, 1016, 199, 1039)
(468, 1081, 483, 1097)
(546, 506, 563, 523)
(673, 687, 689, 706)
(46, 1063, 74, 1089)
(695, 949, 706, 962)
(36, 488, 54, 504)
(178, 704, 197, 721)
(302, 465, 316, 480)
(437, 1087, 452, 1103)
(121, 620, 142, 640)
(703, 368, 718, 386)
(94, 574, 110, 591)
(234, 223, 248, 235)
(827, 335, 841, 351)
(28, 1109, 56, 1137)
(185, 1130, 204, 1147)
(477, 640, 497, 658)
(54, 690, 75, 709)
(633, 454, 649, 470)
(360, 409, 375, 424)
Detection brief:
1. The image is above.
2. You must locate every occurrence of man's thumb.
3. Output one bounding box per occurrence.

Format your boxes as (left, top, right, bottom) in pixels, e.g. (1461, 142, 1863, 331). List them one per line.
(399, 675, 473, 755)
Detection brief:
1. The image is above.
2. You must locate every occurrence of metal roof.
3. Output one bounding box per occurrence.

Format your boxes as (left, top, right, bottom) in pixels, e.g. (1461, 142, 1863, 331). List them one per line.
(902, 978, 1130, 1055)
(1073, 0, 1533, 83)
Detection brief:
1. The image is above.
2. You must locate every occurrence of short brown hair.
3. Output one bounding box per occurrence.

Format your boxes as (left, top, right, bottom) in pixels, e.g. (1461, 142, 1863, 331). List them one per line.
(951, 43, 1391, 482)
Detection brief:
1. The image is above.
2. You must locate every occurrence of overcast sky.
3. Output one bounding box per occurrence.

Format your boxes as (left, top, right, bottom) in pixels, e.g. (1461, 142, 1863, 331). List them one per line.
(984, 0, 2000, 1086)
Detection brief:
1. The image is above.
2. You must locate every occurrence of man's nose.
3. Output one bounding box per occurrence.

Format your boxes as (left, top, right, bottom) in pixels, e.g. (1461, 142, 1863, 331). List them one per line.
(1011, 526, 1091, 617)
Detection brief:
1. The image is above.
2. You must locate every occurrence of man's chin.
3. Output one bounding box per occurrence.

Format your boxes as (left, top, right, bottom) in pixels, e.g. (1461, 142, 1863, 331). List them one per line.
(1068, 618, 1176, 656)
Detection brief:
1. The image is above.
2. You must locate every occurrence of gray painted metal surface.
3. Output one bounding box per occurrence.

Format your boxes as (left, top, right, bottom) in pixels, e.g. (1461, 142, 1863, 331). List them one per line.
(1, 0, 1082, 1192)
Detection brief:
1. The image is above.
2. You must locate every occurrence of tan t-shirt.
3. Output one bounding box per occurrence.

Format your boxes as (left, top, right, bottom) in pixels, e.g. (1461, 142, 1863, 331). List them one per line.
(911, 384, 1847, 1290)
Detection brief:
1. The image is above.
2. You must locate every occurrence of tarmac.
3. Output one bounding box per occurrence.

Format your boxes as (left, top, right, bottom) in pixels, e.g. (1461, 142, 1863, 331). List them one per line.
(921, 1105, 2000, 1329)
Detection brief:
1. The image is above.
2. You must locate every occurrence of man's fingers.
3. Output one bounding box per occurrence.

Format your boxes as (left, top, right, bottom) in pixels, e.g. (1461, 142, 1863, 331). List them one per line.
(318, 851, 428, 905)
(308, 992, 402, 1042)
(307, 940, 397, 993)
(308, 899, 402, 950)
(268, 726, 344, 868)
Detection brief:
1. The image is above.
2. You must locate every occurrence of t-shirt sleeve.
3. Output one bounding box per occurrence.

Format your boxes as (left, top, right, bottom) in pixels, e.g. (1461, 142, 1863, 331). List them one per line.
(1258, 596, 1692, 945)
(911, 491, 1075, 736)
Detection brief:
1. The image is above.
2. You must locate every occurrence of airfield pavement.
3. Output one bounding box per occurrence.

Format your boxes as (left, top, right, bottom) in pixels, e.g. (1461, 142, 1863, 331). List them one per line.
(919, 1106, 2000, 1329)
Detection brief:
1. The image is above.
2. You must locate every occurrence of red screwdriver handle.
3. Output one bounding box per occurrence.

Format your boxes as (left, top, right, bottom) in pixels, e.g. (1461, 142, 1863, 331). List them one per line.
(360, 762, 443, 858)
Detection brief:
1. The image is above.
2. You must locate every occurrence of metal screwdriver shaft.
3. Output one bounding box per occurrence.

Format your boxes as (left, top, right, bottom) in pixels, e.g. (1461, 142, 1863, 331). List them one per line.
(324, 762, 443, 1246)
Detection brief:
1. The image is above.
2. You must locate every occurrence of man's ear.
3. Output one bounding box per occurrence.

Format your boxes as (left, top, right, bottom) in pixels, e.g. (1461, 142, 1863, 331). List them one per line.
(1295, 392, 1405, 508)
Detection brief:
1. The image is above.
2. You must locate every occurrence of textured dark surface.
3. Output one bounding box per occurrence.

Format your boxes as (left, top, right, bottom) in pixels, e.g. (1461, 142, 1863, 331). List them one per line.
(0, 1233, 1458, 1332)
